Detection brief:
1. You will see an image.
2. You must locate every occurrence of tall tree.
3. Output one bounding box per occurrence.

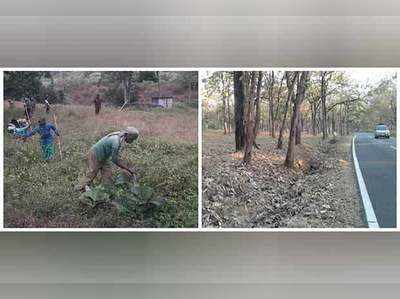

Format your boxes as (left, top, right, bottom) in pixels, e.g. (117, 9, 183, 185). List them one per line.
(284, 71, 310, 168)
(243, 72, 257, 164)
(234, 71, 245, 151)
(272, 73, 285, 135)
(220, 72, 231, 134)
(277, 72, 298, 149)
(253, 71, 263, 148)
(320, 71, 333, 139)
(266, 71, 276, 137)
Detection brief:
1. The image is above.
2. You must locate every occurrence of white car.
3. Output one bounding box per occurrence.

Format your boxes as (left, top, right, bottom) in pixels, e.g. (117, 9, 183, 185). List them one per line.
(375, 124, 390, 139)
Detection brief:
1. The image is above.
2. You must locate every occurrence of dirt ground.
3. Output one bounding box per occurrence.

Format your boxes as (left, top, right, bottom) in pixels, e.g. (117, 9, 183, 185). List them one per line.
(202, 130, 366, 228)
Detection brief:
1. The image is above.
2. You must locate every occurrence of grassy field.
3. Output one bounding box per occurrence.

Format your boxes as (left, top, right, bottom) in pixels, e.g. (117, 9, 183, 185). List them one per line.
(4, 103, 198, 228)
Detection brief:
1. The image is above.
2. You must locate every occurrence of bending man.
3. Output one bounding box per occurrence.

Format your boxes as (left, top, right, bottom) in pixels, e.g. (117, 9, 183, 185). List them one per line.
(76, 127, 139, 191)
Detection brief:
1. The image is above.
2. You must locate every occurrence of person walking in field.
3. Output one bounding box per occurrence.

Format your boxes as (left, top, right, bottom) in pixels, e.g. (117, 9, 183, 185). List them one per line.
(23, 97, 33, 121)
(26, 118, 60, 161)
(94, 94, 102, 115)
(44, 98, 51, 114)
(30, 96, 36, 114)
(75, 127, 139, 191)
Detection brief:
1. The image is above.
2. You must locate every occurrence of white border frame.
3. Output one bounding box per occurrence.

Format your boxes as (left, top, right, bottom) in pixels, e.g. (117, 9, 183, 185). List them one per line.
(1, 67, 398, 232)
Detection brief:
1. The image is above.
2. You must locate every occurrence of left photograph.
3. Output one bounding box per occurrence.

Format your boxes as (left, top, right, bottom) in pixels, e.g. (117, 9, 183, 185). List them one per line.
(4, 70, 199, 228)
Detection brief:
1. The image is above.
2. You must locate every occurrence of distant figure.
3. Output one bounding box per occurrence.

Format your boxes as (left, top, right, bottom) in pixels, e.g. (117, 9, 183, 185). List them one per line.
(7, 99, 15, 109)
(23, 97, 33, 120)
(44, 98, 51, 114)
(30, 96, 36, 114)
(75, 127, 139, 191)
(25, 118, 60, 161)
(94, 94, 102, 115)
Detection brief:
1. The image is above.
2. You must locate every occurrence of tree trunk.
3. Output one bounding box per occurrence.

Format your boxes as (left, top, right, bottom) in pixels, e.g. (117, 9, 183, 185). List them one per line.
(311, 102, 317, 135)
(321, 72, 328, 139)
(243, 72, 257, 164)
(273, 75, 285, 137)
(331, 110, 336, 136)
(253, 71, 263, 147)
(295, 116, 302, 145)
(267, 72, 276, 138)
(222, 96, 228, 134)
(234, 71, 245, 151)
(285, 72, 309, 168)
(227, 96, 232, 133)
(277, 72, 298, 149)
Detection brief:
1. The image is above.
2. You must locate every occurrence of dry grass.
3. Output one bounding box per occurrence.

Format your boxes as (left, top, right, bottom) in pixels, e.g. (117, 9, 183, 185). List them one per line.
(4, 103, 198, 228)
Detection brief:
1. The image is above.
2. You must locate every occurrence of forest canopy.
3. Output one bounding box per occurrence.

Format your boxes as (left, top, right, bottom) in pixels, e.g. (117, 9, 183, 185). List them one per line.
(4, 71, 198, 107)
(202, 70, 396, 167)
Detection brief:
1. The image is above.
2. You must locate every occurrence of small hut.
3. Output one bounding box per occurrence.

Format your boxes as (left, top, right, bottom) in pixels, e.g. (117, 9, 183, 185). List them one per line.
(151, 96, 174, 108)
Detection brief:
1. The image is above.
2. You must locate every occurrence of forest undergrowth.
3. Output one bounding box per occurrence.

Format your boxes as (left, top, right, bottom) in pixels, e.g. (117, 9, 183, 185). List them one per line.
(202, 130, 366, 228)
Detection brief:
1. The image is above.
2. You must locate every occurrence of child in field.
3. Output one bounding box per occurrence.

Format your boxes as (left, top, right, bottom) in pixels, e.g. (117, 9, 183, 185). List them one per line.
(26, 118, 60, 161)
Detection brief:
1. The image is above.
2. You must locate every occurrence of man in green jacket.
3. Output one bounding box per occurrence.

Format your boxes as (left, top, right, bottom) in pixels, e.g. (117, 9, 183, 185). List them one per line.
(76, 127, 139, 191)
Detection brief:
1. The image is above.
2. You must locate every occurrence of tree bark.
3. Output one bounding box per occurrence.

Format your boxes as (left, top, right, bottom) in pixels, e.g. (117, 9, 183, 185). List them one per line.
(253, 71, 263, 147)
(221, 72, 230, 135)
(267, 72, 276, 138)
(273, 75, 285, 136)
(285, 72, 309, 168)
(243, 72, 257, 164)
(234, 71, 245, 151)
(222, 96, 229, 134)
(227, 96, 232, 133)
(277, 72, 298, 149)
(320, 72, 328, 139)
(295, 116, 302, 145)
(311, 102, 317, 135)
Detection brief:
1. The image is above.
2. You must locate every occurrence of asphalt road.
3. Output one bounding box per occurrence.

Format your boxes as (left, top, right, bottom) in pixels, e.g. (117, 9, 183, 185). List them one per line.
(354, 132, 396, 228)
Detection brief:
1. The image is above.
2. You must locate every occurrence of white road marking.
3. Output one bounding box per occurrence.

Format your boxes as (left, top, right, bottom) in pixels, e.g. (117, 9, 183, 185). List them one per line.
(352, 135, 380, 228)
(390, 145, 396, 150)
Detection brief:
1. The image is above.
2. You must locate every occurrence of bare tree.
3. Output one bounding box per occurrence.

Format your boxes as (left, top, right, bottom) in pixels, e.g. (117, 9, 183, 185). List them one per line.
(253, 71, 263, 148)
(243, 72, 257, 164)
(220, 72, 230, 134)
(234, 71, 245, 151)
(320, 71, 334, 139)
(266, 72, 276, 137)
(284, 71, 310, 168)
(277, 72, 298, 149)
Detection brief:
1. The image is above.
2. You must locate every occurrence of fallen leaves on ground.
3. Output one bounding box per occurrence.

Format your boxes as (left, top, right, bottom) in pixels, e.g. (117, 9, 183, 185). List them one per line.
(202, 131, 366, 228)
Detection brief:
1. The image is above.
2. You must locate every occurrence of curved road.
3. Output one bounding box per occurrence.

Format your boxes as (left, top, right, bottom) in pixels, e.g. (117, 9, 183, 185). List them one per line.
(354, 132, 396, 228)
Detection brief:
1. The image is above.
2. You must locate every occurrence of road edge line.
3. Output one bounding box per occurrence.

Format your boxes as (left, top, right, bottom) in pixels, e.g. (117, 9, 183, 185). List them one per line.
(352, 135, 380, 228)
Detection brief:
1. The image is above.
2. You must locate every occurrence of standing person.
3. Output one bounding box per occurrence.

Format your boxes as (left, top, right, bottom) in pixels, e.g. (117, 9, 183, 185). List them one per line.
(75, 127, 139, 191)
(7, 98, 15, 109)
(26, 118, 60, 161)
(94, 94, 102, 115)
(23, 97, 32, 121)
(30, 96, 36, 114)
(44, 98, 51, 114)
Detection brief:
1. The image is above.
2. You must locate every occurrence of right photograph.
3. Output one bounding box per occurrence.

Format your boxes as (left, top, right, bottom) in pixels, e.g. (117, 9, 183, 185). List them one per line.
(202, 70, 396, 229)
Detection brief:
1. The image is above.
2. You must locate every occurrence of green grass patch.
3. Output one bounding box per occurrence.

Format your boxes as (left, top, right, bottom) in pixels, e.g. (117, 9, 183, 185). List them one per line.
(4, 105, 198, 228)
